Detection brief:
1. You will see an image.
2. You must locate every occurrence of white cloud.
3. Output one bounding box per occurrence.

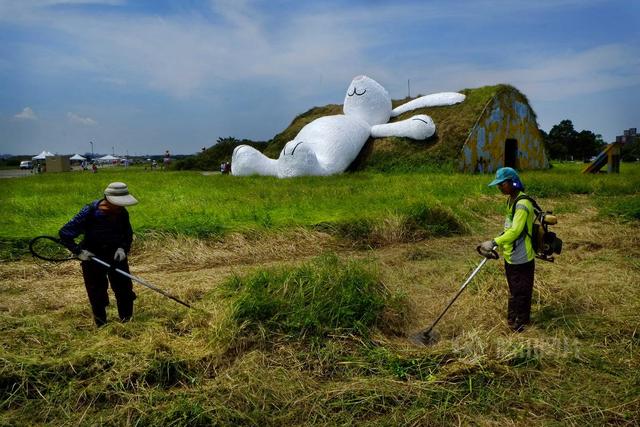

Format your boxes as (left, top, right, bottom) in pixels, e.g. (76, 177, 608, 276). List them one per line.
(406, 43, 640, 103)
(98, 76, 127, 86)
(1, 1, 371, 98)
(3, 0, 632, 103)
(14, 107, 37, 120)
(1, 0, 635, 150)
(67, 112, 97, 125)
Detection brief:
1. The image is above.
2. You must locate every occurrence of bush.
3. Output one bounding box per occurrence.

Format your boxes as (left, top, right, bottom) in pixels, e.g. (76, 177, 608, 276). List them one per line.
(598, 195, 640, 221)
(404, 203, 468, 236)
(225, 253, 408, 339)
(172, 137, 268, 171)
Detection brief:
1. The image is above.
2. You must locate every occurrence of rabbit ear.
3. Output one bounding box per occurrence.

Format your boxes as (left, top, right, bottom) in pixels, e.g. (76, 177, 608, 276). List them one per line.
(391, 92, 465, 117)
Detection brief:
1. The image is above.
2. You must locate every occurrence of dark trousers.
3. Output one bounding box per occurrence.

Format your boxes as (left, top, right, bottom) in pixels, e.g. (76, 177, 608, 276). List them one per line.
(504, 260, 535, 330)
(81, 258, 136, 326)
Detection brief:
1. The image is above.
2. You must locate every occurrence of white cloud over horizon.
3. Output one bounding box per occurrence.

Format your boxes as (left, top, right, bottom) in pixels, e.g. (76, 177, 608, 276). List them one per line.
(8, 0, 634, 101)
(67, 112, 97, 126)
(0, 0, 637, 154)
(13, 107, 37, 120)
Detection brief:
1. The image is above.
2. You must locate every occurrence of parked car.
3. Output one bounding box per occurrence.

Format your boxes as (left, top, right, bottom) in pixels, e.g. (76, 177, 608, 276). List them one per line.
(19, 161, 33, 169)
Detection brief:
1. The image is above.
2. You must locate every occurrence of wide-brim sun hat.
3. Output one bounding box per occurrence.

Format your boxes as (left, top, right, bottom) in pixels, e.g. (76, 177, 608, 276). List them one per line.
(104, 182, 138, 206)
(488, 167, 521, 187)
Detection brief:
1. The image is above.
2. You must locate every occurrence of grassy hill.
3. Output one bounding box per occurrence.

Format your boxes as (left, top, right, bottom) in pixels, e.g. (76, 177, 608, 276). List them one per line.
(174, 84, 532, 172)
(262, 85, 530, 172)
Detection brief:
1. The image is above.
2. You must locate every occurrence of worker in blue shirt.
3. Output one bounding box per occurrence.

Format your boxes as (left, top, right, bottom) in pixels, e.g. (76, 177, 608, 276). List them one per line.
(59, 182, 138, 327)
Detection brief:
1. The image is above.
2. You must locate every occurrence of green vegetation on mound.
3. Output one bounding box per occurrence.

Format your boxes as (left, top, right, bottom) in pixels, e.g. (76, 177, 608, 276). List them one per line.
(170, 83, 543, 173)
(366, 85, 527, 171)
(172, 137, 268, 171)
(259, 84, 525, 172)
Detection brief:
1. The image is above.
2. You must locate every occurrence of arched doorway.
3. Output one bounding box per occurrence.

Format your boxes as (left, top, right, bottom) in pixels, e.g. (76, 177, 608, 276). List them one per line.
(505, 139, 518, 168)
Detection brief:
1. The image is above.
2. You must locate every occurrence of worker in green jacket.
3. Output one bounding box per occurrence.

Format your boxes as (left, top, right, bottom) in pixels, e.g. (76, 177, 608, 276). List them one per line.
(480, 167, 535, 332)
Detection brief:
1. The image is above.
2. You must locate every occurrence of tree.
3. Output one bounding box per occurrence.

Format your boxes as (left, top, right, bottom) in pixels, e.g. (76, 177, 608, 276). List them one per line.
(546, 119, 575, 160)
(621, 135, 640, 162)
(172, 137, 268, 171)
(545, 119, 606, 161)
(574, 130, 606, 161)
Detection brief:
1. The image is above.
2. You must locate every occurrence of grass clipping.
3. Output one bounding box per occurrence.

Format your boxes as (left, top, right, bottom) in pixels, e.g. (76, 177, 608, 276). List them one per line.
(224, 253, 409, 340)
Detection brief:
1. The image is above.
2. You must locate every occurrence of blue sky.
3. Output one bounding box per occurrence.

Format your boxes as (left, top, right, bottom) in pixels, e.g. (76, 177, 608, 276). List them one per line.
(1, 0, 638, 156)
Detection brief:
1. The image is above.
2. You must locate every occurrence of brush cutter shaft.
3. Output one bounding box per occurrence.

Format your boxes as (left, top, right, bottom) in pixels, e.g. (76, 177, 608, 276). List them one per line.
(90, 256, 191, 308)
(458, 256, 489, 291)
(421, 256, 490, 335)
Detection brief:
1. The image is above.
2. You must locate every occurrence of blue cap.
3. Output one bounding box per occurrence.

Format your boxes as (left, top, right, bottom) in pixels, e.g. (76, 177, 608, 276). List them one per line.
(488, 167, 521, 187)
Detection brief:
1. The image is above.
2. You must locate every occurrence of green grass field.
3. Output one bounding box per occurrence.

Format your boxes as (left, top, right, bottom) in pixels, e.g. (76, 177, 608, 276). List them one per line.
(1, 163, 638, 256)
(1, 164, 639, 425)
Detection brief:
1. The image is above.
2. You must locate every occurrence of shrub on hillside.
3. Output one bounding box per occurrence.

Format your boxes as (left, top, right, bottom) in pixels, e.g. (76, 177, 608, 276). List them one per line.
(172, 137, 268, 171)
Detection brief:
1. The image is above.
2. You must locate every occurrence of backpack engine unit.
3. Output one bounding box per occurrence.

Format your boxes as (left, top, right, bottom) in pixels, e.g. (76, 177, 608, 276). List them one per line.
(512, 195, 563, 262)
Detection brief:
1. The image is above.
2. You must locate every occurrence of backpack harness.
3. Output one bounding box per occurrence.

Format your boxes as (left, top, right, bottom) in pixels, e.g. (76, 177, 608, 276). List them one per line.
(511, 195, 562, 262)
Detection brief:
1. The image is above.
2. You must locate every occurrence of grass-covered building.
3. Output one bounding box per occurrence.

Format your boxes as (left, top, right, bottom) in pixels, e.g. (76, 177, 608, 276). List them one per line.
(263, 84, 548, 173)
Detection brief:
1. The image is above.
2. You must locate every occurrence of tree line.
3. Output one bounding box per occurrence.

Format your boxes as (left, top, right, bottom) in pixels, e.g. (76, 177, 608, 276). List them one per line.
(542, 119, 639, 162)
(172, 137, 268, 171)
(541, 119, 605, 161)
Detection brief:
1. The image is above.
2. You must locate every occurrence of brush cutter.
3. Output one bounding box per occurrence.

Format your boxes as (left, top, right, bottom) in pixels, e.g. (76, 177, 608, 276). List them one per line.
(409, 246, 498, 346)
(29, 235, 191, 309)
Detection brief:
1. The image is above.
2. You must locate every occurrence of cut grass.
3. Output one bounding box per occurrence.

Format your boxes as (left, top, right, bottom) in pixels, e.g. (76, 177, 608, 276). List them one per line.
(0, 166, 638, 425)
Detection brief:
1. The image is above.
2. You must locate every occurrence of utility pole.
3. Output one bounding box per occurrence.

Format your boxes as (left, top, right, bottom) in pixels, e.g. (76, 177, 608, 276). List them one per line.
(408, 79, 411, 98)
(112, 146, 115, 156)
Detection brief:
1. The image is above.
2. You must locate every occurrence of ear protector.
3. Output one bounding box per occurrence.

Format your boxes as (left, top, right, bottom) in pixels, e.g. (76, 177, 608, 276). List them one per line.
(511, 178, 525, 191)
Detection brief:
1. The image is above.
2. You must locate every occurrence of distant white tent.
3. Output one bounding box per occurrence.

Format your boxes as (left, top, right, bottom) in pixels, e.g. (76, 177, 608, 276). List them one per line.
(97, 154, 120, 164)
(69, 154, 86, 161)
(32, 151, 55, 160)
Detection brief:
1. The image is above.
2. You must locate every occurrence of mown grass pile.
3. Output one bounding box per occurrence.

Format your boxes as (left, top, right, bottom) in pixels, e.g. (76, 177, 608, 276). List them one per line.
(0, 253, 413, 425)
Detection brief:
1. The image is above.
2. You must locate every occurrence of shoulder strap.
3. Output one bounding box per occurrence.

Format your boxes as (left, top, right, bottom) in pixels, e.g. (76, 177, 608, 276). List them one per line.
(511, 194, 541, 217)
(511, 194, 540, 248)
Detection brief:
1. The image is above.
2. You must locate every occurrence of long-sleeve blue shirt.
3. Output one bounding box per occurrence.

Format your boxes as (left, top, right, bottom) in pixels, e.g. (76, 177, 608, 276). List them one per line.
(59, 199, 133, 255)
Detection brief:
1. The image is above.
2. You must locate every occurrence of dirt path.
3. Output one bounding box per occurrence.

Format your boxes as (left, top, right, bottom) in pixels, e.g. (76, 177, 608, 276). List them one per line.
(0, 169, 35, 179)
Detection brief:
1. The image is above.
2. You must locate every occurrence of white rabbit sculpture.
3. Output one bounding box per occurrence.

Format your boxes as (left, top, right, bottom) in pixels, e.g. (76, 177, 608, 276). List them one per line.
(231, 75, 465, 177)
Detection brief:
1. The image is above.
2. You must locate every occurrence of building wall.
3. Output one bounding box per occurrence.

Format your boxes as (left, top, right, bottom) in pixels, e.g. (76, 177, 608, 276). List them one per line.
(459, 91, 548, 173)
(47, 156, 71, 172)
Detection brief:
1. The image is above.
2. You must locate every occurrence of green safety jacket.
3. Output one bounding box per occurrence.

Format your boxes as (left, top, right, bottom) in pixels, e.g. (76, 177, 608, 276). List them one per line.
(493, 193, 535, 264)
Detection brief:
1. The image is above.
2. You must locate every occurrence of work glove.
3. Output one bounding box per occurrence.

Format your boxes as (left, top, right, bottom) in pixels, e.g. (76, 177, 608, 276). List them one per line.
(479, 240, 496, 256)
(114, 248, 126, 262)
(77, 249, 94, 261)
